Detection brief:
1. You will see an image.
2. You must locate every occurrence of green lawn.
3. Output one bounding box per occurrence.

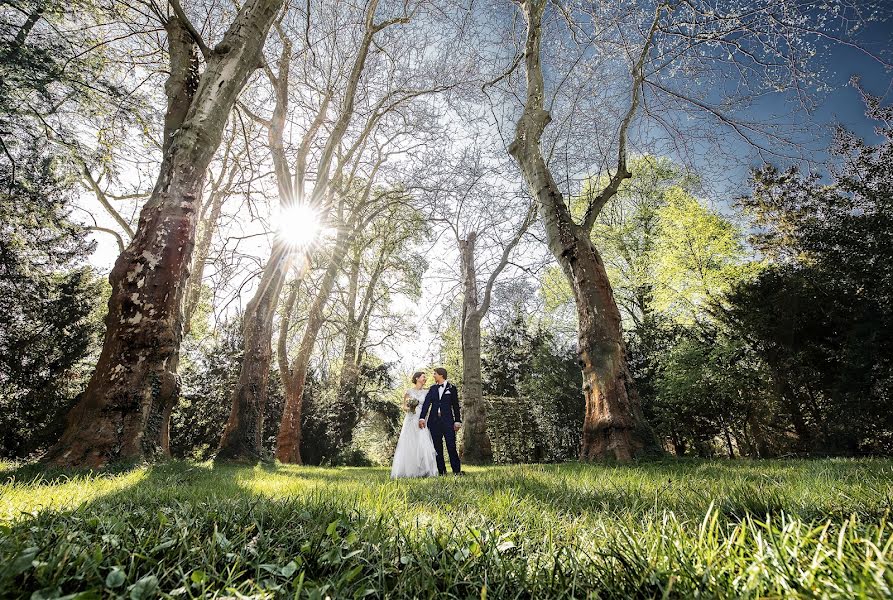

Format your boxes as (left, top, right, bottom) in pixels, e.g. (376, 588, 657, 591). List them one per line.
(1, 459, 892, 598)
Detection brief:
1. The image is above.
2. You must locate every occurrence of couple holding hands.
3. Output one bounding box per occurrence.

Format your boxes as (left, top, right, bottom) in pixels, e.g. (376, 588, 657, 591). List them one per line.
(390, 368, 462, 478)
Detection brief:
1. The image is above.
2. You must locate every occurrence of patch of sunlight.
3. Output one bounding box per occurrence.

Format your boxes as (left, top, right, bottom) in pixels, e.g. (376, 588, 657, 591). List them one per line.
(0, 468, 147, 523)
(232, 464, 319, 497)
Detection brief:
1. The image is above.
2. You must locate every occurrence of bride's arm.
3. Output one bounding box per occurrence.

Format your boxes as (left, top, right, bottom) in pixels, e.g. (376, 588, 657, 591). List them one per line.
(402, 391, 412, 413)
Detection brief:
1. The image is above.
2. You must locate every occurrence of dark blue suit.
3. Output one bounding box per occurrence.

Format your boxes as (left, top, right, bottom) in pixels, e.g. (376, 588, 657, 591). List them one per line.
(420, 382, 461, 474)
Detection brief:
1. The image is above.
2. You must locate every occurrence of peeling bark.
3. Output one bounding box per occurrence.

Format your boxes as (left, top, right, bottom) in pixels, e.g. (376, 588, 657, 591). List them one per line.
(508, 0, 658, 461)
(43, 1, 283, 468)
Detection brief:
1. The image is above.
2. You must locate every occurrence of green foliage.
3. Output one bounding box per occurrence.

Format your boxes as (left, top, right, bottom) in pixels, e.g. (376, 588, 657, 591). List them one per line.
(0, 155, 103, 458)
(301, 363, 393, 466)
(726, 109, 893, 454)
(1, 460, 892, 598)
(649, 188, 756, 323)
(646, 323, 773, 458)
(171, 319, 285, 460)
(0, 0, 125, 155)
(483, 315, 583, 463)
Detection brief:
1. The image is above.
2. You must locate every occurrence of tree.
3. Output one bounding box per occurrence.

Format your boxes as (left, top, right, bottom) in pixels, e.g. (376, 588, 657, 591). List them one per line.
(218, 0, 445, 462)
(170, 318, 285, 460)
(507, 1, 664, 460)
(0, 155, 103, 457)
(727, 93, 893, 453)
(45, 0, 285, 467)
(328, 204, 425, 460)
(422, 143, 536, 463)
(501, 0, 876, 460)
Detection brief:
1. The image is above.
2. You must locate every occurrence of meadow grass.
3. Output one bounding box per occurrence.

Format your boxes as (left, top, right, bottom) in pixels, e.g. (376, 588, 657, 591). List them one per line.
(1, 459, 892, 598)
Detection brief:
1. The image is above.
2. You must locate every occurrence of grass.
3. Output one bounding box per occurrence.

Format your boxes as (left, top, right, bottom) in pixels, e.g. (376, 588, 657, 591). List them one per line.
(1, 459, 892, 598)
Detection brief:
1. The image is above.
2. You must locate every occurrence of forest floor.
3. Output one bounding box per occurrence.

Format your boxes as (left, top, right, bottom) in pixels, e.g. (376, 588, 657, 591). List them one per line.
(1, 459, 892, 598)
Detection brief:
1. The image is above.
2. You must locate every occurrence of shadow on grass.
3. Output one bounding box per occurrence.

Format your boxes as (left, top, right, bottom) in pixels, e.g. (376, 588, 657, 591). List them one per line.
(3, 458, 893, 598)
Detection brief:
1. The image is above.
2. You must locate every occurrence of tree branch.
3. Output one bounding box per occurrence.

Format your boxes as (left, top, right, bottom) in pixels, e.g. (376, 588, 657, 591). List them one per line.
(168, 0, 211, 60)
(581, 3, 664, 233)
(79, 160, 136, 239)
(478, 200, 536, 316)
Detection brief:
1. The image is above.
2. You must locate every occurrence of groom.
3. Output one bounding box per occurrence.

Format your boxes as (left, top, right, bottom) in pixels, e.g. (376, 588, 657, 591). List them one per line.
(418, 367, 462, 475)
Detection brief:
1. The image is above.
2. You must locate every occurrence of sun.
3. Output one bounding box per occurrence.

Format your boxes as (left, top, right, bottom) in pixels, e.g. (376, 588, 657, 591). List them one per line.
(277, 203, 323, 249)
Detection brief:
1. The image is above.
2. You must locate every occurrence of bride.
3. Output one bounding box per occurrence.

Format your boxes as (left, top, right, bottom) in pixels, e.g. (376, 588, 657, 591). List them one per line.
(391, 371, 439, 478)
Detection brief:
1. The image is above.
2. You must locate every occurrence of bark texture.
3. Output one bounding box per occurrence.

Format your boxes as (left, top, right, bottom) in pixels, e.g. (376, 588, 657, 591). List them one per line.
(508, 0, 658, 461)
(458, 234, 490, 463)
(43, 2, 283, 468)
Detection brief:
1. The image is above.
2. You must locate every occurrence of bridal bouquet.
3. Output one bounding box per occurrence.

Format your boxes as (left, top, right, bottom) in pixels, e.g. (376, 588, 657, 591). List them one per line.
(405, 396, 419, 413)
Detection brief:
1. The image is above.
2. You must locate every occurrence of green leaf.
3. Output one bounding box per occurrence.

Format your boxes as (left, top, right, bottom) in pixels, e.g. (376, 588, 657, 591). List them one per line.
(11, 547, 39, 576)
(189, 570, 206, 584)
(128, 575, 158, 600)
(326, 520, 339, 537)
(30, 588, 60, 600)
(342, 565, 363, 584)
(280, 561, 298, 578)
(214, 531, 230, 550)
(105, 568, 126, 589)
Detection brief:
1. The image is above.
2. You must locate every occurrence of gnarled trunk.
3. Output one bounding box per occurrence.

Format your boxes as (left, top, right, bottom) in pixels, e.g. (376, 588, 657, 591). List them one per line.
(44, 4, 282, 467)
(508, 0, 657, 461)
(458, 234, 491, 463)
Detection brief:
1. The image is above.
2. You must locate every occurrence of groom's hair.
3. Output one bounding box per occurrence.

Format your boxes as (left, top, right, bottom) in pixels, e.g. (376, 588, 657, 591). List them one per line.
(411, 371, 425, 384)
(433, 367, 448, 379)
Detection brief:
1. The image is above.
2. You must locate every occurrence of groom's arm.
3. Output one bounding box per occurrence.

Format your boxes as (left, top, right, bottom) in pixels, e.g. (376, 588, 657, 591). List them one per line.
(451, 385, 461, 426)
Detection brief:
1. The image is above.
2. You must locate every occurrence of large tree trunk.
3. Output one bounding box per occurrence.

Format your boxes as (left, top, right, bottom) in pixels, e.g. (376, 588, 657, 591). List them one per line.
(216, 242, 293, 461)
(44, 5, 281, 468)
(277, 229, 350, 463)
(508, 0, 657, 461)
(565, 233, 654, 460)
(458, 234, 491, 463)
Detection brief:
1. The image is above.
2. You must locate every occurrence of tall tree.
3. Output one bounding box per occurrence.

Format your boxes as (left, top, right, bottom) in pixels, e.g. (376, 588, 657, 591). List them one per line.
(503, 0, 880, 460)
(0, 155, 103, 457)
(329, 204, 424, 459)
(44, 0, 284, 467)
(217, 0, 427, 462)
(424, 144, 536, 463)
(508, 0, 660, 460)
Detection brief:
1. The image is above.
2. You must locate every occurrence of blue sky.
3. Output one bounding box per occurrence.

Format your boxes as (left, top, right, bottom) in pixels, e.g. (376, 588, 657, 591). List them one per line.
(811, 16, 892, 143)
(670, 13, 892, 208)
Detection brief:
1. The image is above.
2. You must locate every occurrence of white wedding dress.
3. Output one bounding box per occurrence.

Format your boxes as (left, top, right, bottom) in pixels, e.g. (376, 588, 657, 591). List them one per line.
(391, 387, 439, 478)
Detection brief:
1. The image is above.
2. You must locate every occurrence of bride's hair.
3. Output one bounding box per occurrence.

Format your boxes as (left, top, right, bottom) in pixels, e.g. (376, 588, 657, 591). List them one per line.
(411, 371, 425, 384)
